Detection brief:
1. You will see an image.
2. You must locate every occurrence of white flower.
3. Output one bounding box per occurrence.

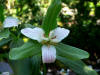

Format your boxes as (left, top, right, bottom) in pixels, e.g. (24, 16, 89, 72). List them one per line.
(21, 27, 70, 63)
(1, 72, 9, 75)
(3, 17, 20, 28)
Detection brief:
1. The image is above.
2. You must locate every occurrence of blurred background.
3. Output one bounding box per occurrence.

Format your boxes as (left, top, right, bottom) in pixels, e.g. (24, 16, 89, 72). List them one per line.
(0, 0, 100, 74)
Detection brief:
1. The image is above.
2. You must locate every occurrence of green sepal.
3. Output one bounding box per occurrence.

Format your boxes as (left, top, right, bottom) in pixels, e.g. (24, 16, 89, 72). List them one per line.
(56, 43, 89, 60)
(9, 41, 42, 60)
(57, 56, 98, 75)
(42, 0, 61, 36)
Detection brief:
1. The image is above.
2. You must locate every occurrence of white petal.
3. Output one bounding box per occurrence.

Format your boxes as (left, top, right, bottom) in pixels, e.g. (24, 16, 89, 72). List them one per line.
(3, 17, 19, 28)
(42, 45, 56, 63)
(49, 27, 70, 43)
(21, 27, 46, 42)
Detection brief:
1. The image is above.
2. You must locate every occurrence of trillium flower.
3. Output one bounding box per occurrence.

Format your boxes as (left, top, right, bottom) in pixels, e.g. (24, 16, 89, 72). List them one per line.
(21, 27, 70, 63)
(3, 17, 20, 28)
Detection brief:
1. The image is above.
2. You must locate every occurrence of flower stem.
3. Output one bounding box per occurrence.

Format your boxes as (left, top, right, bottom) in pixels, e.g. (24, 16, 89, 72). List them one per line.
(43, 64, 47, 75)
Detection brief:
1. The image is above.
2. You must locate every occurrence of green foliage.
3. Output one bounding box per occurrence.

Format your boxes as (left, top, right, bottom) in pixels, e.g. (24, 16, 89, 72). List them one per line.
(9, 36, 33, 75)
(24, 24, 35, 28)
(10, 59, 32, 75)
(9, 41, 42, 60)
(0, 0, 99, 75)
(31, 55, 41, 75)
(0, 29, 10, 40)
(56, 43, 89, 60)
(0, 38, 11, 47)
(9, 40, 41, 75)
(9, 38, 24, 48)
(57, 56, 98, 75)
(42, 0, 61, 36)
(0, 5, 4, 22)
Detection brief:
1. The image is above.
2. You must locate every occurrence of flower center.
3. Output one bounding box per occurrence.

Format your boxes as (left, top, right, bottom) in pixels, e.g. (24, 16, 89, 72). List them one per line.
(41, 34, 57, 45)
(51, 36, 56, 39)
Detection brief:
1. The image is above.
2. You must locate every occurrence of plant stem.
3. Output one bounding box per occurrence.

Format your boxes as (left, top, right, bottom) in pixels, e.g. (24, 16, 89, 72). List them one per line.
(43, 64, 47, 75)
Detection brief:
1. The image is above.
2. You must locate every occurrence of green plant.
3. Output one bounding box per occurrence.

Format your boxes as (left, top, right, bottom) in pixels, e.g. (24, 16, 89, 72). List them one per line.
(0, 0, 98, 75)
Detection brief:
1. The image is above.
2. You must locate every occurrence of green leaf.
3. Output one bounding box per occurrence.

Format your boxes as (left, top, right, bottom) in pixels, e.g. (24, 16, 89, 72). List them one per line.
(10, 58, 32, 75)
(0, 5, 4, 22)
(57, 56, 98, 75)
(9, 39, 33, 75)
(9, 38, 24, 48)
(31, 54, 41, 75)
(24, 24, 35, 28)
(9, 41, 42, 60)
(56, 43, 89, 60)
(42, 0, 61, 36)
(0, 38, 11, 47)
(0, 29, 10, 40)
(0, 53, 8, 59)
